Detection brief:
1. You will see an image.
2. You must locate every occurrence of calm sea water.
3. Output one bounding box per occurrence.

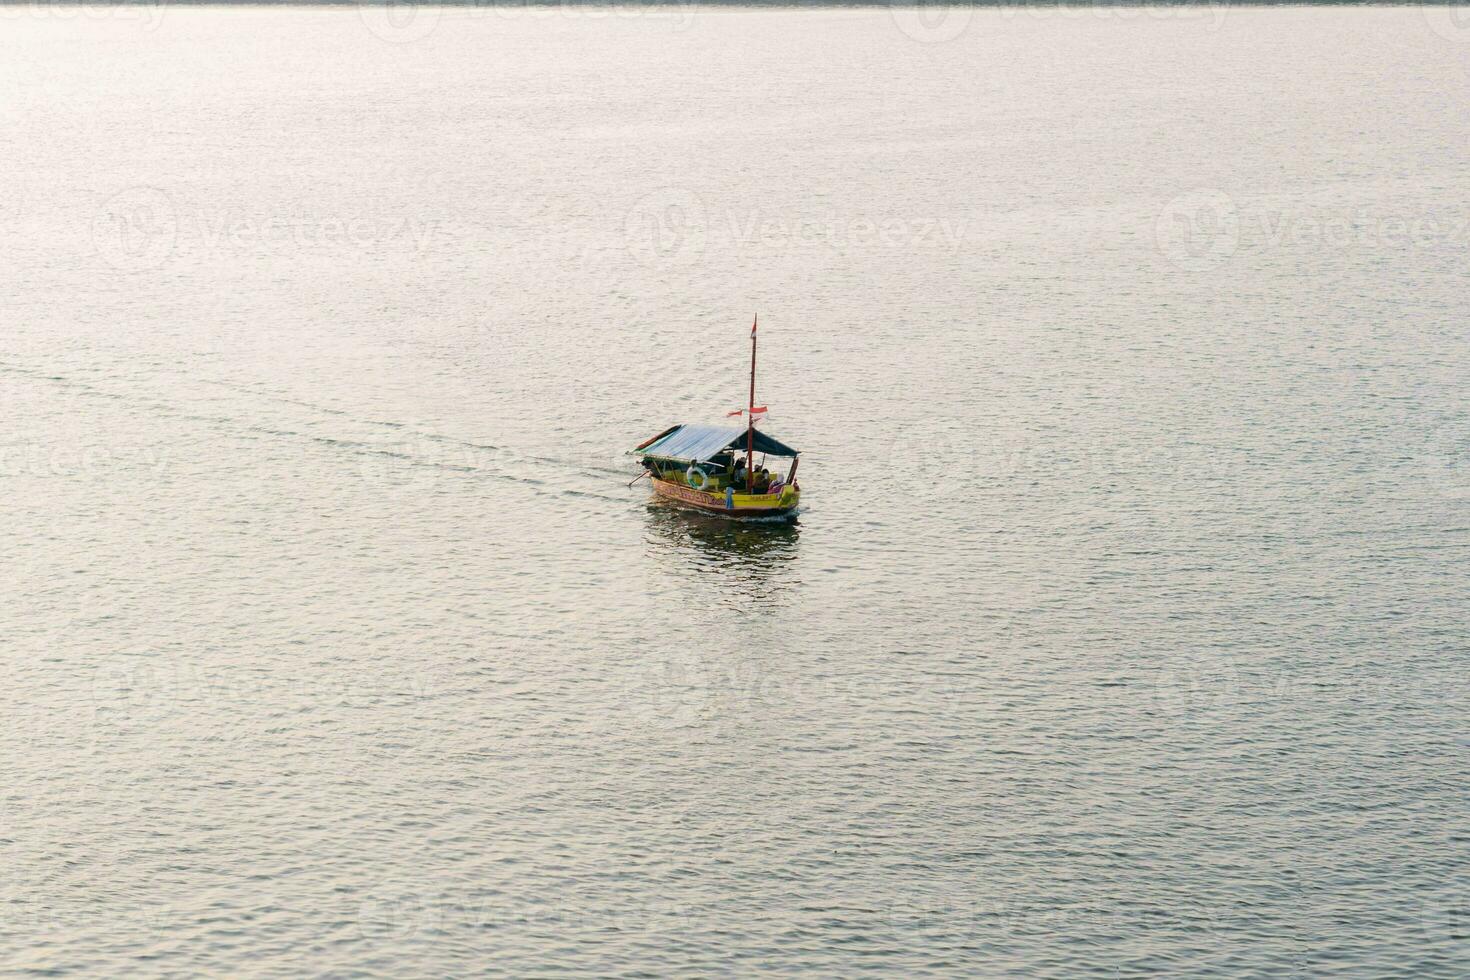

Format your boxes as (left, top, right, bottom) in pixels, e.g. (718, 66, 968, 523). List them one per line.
(3, 6, 1468, 976)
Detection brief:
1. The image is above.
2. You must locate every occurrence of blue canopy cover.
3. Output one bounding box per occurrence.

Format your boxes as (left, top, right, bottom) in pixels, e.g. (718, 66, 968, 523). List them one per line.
(631, 423, 800, 463)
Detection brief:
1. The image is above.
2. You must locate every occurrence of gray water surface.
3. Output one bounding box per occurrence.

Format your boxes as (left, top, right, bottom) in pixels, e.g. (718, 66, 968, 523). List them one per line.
(3, 7, 1468, 976)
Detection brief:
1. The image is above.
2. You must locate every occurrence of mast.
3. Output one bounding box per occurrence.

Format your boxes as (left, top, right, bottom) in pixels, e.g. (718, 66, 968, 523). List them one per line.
(746, 314, 756, 491)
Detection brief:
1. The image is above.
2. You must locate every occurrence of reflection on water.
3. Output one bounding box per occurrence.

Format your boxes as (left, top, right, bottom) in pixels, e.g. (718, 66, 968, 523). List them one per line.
(643, 502, 801, 598)
(10, 9, 1469, 975)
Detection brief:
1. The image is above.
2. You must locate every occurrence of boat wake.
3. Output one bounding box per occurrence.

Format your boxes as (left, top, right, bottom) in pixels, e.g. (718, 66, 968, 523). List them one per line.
(0, 362, 632, 505)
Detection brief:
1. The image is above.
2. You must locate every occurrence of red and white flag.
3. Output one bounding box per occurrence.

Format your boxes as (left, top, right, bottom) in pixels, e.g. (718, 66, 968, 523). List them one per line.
(727, 405, 768, 421)
(751, 314, 757, 337)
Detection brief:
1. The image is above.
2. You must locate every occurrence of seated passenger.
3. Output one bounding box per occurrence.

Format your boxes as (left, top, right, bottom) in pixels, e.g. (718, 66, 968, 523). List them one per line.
(754, 468, 771, 493)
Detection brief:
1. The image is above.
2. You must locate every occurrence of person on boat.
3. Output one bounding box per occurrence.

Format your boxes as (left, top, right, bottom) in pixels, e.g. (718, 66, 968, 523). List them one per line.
(732, 457, 747, 488)
(754, 467, 771, 494)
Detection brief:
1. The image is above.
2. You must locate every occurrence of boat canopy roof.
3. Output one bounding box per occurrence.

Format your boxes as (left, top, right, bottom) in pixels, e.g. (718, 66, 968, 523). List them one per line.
(632, 423, 800, 463)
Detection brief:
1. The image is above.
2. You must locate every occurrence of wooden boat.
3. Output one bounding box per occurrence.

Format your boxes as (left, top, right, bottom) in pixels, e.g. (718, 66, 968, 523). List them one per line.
(629, 316, 801, 519)
(632, 424, 802, 518)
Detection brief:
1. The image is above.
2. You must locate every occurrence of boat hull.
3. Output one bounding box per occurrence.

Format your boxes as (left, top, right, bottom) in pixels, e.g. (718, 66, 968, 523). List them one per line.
(650, 477, 800, 518)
